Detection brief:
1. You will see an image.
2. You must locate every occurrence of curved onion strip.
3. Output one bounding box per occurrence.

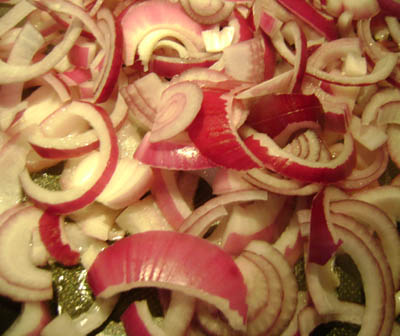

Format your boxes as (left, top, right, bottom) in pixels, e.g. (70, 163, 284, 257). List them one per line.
(135, 132, 217, 170)
(244, 168, 322, 196)
(0, 19, 83, 84)
(331, 199, 400, 290)
(281, 21, 307, 93)
(242, 127, 356, 184)
(179, 190, 269, 234)
(29, 94, 127, 159)
(0, 0, 37, 37)
(188, 89, 263, 170)
(150, 81, 203, 142)
(245, 240, 298, 335)
(0, 21, 45, 110)
(87, 231, 248, 331)
(308, 187, 342, 265)
(0, 206, 52, 292)
(118, 0, 206, 66)
(276, 0, 339, 40)
(151, 169, 193, 230)
(179, 0, 235, 25)
(273, 32, 398, 86)
(39, 211, 80, 266)
(20, 101, 118, 214)
(3, 301, 51, 336)
(32, 0, 106, 47)
(336, 145, 389, 191)
(246, 93, 324, 146)
(93, 7, 123, 103)
(0, 206, 52, 302)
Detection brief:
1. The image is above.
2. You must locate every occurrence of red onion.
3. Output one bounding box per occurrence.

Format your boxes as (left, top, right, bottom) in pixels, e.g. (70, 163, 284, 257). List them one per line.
(87, 230, 248, 331)
(3, 301, 51, 336)
(149, 81, 203, 142)
(0, 206, 52, 301)
(276, 0, 339, 40)
(1, 0, 400, 334)
(39, 211, 80, 266)
(20, 101, 119, 214)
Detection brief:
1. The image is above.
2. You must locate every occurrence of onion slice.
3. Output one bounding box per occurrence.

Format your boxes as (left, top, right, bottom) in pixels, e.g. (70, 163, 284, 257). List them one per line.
(149, 81, 203, 142)
(188, 89, 262, 170)
(20, 101, 119, 214)
(242, 127, 356, 183)
(87, 230, 248, 331)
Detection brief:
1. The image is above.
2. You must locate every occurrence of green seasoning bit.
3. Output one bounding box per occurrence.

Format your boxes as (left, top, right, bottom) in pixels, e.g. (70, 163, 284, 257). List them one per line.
(95, 321, 126, 336)
(31, 162, 64, 191)
(51, 263, 94, 318)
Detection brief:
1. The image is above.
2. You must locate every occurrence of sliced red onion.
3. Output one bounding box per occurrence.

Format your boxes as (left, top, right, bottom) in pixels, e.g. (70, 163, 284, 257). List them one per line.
(73, 296, 119, 335)
(116, 194, 171, 234)
(149, 81, 203, 142)
(29, 94, 126, 159)
(212, 168, 256, 195)
(0, 0, 36, 37)
(309, 214, 395, 336)
(3, 301, 51, 336)
(32, 0, 106, 46)
(276, 0, 339, 40)
(39, 211, 80, 266)
(222, 35, 266, 83)
(188, 89, 262, 170)
(0, 18, 83, 84)
(0, 21, 44, 110)
(352, 185, 400, 222)
(282, 21, 307, 93)
(331, 198, 400, 290)
(179, 189, 269, 235)
(245, 240, 298, 335)
(388, 124, 400, 167)
(87, 230, 248, 331)
(228, 9, 254, 43)
(273, 199, 306, 267)
(280, 291, 310, 336)
(259, 11, 283, 36)
(336, 144, 389, 191)
(93, 8, 123, 103)
(41, 313, 83, 336)
(242, 126, 356, 184)
(180, 0, 235, 25)
(68, 38, 97, 69)
(350, 115, 388, 151)
(244, 167, 322, 196)
(151, 169, 193, 230)
(122, 300, 162, 336)
(96, 157, 154, 209)
(121, 72, 167, 130)
(235, 70, 294, 99)
(0, 206, 52, 301)
(378, 0, 400, 18)
(218, 194, 294, 256)
(122, 291, 195, 336)
(135, 132, 217, 170)
(41, 72, 71, 103)
(308, 187, 342, 265)
(118, 0, 206, 67)
(149, 53, 219, 78)
(20, 101, 119, 214)
(246, 93, 324, 146)
(0, 134, 29, 215)
(235, 255, 270, 323)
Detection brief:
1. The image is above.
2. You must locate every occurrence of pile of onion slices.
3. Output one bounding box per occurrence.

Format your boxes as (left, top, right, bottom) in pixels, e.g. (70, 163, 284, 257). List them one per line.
(0, 0, 400, 335)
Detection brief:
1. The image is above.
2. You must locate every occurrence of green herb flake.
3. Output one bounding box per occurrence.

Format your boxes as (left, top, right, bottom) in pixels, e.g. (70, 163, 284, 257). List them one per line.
(51, 263, 94, 318)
